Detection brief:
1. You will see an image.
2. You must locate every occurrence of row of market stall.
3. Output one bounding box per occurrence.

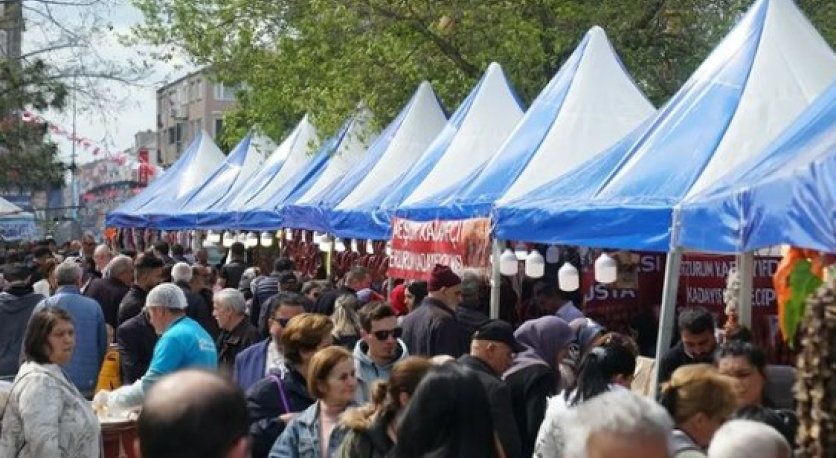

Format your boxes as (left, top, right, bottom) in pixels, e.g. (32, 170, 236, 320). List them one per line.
(109, 0, 835, 379)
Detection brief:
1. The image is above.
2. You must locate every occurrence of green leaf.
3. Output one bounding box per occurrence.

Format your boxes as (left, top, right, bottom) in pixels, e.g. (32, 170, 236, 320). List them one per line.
(783, 259, 824, 346)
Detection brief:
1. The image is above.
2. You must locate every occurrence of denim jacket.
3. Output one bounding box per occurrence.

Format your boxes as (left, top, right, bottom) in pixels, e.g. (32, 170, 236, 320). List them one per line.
(269, 402, 351, 458)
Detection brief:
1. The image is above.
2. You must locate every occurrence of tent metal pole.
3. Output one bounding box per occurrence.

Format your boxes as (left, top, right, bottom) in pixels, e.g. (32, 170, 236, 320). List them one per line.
(490, 238, 502, 320)
(736, 251, 754, 328)
(652, 206, 684, 395)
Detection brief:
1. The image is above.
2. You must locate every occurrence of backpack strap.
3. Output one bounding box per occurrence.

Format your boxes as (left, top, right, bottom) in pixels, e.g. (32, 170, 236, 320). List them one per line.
(269, 374, 291, 413)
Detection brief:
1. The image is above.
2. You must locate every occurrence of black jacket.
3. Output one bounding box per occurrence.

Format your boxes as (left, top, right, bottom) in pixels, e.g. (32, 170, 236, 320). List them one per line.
(85, 277, 130, 329)
(658, 341, 709, 384)
(455, 306, 490, 339)
(217, 318, 260, 375)
(175, 281, 219, 340)
(311, 286, 356, 316)
(246, 363, 315, 458)
(459, 355, 522, 458)
(401, 297, 468, 358)
(220, 259, 247, 290)
(117, 284, 148, 325)
(504, 364, 558, 458)
(0, 286, 43, 377)
(115, 312, 158, 383)
(337, 414, 395, 458)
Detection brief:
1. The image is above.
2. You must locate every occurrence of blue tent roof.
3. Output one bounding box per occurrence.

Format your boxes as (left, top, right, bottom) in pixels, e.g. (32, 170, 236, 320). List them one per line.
(282, 82, 447, 233)
(329, 63, 523, 240)
(235, 110, 371, 231)
(397, 27, 654, 221)
(146, 133, 267, 229)
(678, 81, 836, 253)
(199, 116, 318, 230)
(494, 0, 836, 251)
(106, 130, 225, 228)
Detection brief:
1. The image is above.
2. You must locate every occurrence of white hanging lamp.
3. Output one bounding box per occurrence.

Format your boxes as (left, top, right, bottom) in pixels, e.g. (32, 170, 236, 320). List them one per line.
(558, 262, 580, 291)
(525, 250, 545, 278)
(318, 235, 333, 252)
(594, 252, 618, 284)
(499, 248, 519, 276)
(385, 241, 393, 257)
(350, 239, 359, 253)
(260, 231, 273, 247)
(206, 230, 221, 244)
(284, 229, 294, 241)
(334, 238, 346, 252)
(545, 245, 560, 264)
(513, 242, 528, 261)
(365, 239, 374, 254)
(313, 231, 325, 245)
(221, 231, 235, 248)
(245, 231, 259, 248)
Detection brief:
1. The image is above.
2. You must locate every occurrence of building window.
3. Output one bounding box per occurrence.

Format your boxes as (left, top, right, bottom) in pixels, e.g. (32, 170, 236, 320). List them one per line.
(195, 79, 203, 100)
(213, 83, 237, 101)
(193, 118, 202, 136)
(214, 118, 224, 138)
(168, 127, 176, 145)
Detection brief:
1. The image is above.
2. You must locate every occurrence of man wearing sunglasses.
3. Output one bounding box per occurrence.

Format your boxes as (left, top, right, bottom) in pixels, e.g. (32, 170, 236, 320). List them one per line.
(353, 302, 409, 403)
(233, 292, 307, 392)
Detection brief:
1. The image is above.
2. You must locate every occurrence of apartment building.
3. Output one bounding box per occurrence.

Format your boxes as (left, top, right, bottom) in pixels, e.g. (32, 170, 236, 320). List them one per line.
(156, 68, 238, 165)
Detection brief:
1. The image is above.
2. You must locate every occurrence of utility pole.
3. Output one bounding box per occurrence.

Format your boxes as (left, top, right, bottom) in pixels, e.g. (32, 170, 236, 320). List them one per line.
(70, 73, 78, 220)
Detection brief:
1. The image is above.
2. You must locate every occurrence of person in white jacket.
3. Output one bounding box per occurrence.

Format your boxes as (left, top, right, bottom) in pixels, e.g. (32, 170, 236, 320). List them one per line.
(534, 337, 638, 457)
(0, 307, 101, 458)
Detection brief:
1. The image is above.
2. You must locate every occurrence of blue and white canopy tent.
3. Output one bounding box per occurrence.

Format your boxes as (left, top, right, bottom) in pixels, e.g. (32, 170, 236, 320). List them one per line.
(397, 26, 655, 221)
(235, 108, 374, 231)
(0, 197, 37, 241)
(678, 80, 836, 254)
(493, 0, 836, 383)
(106, 130, 225, 228)
(330, 63, 524, 241)
(282, 82, 447, 234)
(199, 115, 319, 231)
(144, 133, 270, 229)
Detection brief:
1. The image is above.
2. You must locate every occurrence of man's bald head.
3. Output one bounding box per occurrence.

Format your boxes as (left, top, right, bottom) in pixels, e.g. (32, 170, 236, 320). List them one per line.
(137, 370, 249, 458)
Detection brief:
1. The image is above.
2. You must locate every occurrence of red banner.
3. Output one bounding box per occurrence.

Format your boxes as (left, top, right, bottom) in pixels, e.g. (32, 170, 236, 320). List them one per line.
(388, 217, 492, 281)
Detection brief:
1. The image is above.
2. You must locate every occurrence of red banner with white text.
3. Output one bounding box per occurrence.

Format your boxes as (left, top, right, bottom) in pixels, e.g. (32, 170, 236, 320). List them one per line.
(388, 217, 492, 281)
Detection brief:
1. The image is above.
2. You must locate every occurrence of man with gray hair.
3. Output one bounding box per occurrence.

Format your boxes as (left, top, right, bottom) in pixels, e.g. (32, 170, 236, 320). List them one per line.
(562, 390, 674, 458)
(94, 282, 218, 410)
(85, 255, 133, 328)
(32, 259, 107, 398)
(212, 288, 259, 374)
(171, 262, 217, 339)
(707, 419, 791, 458)
(92, 244, 113, 276)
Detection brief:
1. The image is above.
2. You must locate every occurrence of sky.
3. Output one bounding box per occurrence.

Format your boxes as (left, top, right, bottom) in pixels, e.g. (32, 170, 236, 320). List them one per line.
(25, 0, 195, 166)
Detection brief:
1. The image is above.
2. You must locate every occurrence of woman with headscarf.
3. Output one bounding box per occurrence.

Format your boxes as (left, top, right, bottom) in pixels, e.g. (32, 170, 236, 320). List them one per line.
(503, 316, 573, 458)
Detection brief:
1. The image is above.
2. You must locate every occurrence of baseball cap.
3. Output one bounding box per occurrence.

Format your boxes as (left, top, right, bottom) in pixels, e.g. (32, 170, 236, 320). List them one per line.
(472, 320, 526, 352)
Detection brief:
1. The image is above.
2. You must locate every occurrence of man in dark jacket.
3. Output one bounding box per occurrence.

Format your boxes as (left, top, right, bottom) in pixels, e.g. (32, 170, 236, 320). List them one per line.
(85, 255, 132, 329)
(0, 263, 43, 377)
(401, 264, 468, 358)
(658, 306, 718, 384)
(172, 262, 218, 339)
(458, 320, 524, 458)
(456, 270, 490, 337)
(116, 309, 158, 384)
(234, 292, 306, 392)
(213, 288, 260, 375)
(311, 266, 370, 316)
(117, 254, 164, 325)
(257, 271, 301, 337)
(218, 242, 247, 289)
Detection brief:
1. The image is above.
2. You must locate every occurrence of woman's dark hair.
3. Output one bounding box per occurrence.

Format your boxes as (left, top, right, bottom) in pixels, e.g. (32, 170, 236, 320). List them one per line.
(393, 363, 498, 458)
(23, 307, 74, 364)
(565, 342, 637, 406)
(406, 281, 428, 304)
(733, 405, 798, 448)
(371, 356, 432, 422)
(717, 341, 767, 376)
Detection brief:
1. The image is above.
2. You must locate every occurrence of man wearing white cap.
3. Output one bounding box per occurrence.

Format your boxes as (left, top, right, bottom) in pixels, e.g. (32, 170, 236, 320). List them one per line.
(94, 283, 218, 410)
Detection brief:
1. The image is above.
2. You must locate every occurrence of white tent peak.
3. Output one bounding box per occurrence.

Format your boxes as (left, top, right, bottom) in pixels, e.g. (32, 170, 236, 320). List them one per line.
(0, 197, 23, 216)
(400, 61, 524, 206)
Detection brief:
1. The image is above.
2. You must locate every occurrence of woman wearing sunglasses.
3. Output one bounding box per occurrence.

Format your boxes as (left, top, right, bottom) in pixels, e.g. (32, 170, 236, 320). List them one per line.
(353, 302, 410, 404)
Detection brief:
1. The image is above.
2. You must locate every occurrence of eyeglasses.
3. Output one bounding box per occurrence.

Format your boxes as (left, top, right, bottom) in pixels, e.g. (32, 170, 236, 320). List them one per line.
(271, 317, 291, 327)
(372, 328, 402, 341)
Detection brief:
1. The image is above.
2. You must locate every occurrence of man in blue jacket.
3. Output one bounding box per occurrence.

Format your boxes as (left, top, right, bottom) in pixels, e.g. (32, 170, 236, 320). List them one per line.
(94, 282, 217, 410)
(233, 292, 306, 392)
(32, 258, 107, 398)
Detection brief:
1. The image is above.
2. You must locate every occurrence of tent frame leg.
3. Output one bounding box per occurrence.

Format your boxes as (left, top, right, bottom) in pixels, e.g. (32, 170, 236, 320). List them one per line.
(737, 251, 754, 328)
(490, 239, 502, 320)
(652, 247, 683, 395)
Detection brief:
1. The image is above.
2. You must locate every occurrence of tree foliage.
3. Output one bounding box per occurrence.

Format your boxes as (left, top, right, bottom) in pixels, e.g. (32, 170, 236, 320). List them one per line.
(128, 0, 835, 143)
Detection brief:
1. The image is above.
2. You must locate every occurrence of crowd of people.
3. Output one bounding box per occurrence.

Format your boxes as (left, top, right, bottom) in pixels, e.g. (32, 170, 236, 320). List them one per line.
(0, 235, 799, 458)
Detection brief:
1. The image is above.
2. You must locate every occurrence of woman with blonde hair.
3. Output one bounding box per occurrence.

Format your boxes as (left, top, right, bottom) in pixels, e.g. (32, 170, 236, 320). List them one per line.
(331, 294, 363, 350)
(337, 356, 432, 457)
(660, 364, 738, 458)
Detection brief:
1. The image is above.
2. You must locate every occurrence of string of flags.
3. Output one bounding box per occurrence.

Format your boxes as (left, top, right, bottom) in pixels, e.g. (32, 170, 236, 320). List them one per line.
(21, 110, 118, 157)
